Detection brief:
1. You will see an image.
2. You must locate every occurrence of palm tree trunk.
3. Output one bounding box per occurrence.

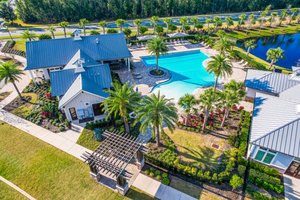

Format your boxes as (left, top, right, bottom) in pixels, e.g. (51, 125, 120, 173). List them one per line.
(84, 27, 86, 36)
(289, 14, 294, 24)
(156, 55, 159, 73)
(51, 32, 55, 39)
(270, 60, 274, 70)
(221, 108, 229, 127)
(7, 28, 13, 41)
(202, 109, 209, 131)
(214, 75, 219, 90)
(247, 47, 250, 56)
(12, 81, 22, 99)
(137, 25, 139, 36)
(64, 28, 66, 38)
(155, 126, 160, 147)
(166, 25, 169, 34)
(103, 27, 105, 34)
(123, 118, 130, 134)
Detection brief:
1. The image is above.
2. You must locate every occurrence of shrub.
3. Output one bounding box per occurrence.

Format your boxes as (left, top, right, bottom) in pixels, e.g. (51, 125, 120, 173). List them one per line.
(149, 172, 155, 177)
(123, 28, 132, 37)
(238, 165, 246, 177)
(139, 26, 148, 35)
(107, 28, 118, 34)
(162, 177, 170, 185)
(90, 30, 100, 35)
(155, 170, 161, 176)
(149, 167, 155, 172)
(162, 172, 168, 178)
(230, 175, 244, 190)
(38, 34, 52, 40)
(250, 161, 280, 178)
(156, 175, 162, 181)
(144, 170, 150, 175)
(169, 24, 177, 32)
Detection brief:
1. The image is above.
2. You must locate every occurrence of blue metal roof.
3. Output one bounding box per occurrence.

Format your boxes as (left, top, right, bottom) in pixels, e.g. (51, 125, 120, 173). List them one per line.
(26, 33, 131, 70)
(50, 63, 112, 97)
(245, 70, 300, 94)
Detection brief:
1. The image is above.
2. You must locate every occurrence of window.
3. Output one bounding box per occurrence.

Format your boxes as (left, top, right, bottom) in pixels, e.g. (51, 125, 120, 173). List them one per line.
(254, 148, 276, 164)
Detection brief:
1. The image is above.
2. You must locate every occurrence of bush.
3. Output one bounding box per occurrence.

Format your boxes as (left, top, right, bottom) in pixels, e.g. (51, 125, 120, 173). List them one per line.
(156, 175, 162, 181)
(250, 161, 280, 178)
(162, 177, 170, 185)
(90, 30, 100, 35)
(230, 174, 244, 190)
(162, 172, 168, 178)
(123, 28, 132, 37)
(149, 167, 155, 172)
(155, 170, 161, 176)
(169, 24, 177, 32)
(107, 28, 118, 34)
(149, 172, 155, 177)
(139, 26, 148, 35)
(144, 170, 150, 175)
(39, 34, 52, 40)
(237, 165, 246, 177)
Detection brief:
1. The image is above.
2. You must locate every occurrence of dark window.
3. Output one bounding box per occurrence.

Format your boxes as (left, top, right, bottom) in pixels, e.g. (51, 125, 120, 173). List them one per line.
(69, 107, 78, 120)
(92, 103, 104, 116)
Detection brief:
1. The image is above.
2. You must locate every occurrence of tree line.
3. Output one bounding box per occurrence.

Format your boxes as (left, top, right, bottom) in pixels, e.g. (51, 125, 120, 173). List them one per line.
(15, 0, 300, 23)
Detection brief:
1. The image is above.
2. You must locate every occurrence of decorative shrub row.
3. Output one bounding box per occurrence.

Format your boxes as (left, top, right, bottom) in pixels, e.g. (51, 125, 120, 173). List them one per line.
(144, 167, 170, 185)
(249, 161, 281, 178)
(249, 169, 284, 194)
(85, 119, 111, 130)
(246, 187, 280, 200)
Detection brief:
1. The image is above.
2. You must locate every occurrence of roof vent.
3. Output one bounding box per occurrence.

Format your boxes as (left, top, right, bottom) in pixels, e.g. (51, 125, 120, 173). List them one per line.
(75, 59, 85, 73)
(73, 30, 82, 41)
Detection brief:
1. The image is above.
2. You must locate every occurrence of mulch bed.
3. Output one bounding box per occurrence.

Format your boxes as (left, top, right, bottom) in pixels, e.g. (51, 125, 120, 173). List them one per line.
(3, 96, 31, 112)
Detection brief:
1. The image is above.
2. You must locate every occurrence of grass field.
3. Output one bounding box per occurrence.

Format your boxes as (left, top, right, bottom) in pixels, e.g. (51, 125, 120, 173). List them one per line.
(76, 128, 101, 150)
(0, 121, 154, 200)
(164, 129, 226, 170)
(0, 180, 28, 200)
(13, 40, 26, 52)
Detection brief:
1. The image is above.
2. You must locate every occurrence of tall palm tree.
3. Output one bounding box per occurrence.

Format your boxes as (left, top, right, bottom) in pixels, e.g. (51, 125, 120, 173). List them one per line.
(99, 21, 107, 34)
(219, 81, 245, 127)
(225, 16, 234, 29)
(103, 82, 141, 134)
(163, 18, 172, 34)
(147, 37, 168, 73)
(213, 16, 222, 30)
(179, 17, 188, 32)
(205, 18, 212, 29)
(116, 19, 126, 32)
(59, 21, 69, 38)
(151, 16, 159, 34)
(244, 39, 256, 56)
(238, 14, 246, 29)
(214, 36, 232, 56)
(207, 54, 233, 90)
(0, 61, 24, 99)
(289, 8, 299, 24)
(21, 29, 36, 41)
(3, 22, 13, 41)
(269, 12, 278, 27)
(47, 26, 56, 39)
(134, 19, 142, 36)
(136, 92, 178, 147)
(178, 94, 197, 125)
(279, 9, 287, 26)
(266, 47, 284, 70)
(246, 14, 255, 31)
(199, 88, 220, 130)
(190, 17, 198, 31)
(79, 18, 89, 36)
(259, 11, 268, 29)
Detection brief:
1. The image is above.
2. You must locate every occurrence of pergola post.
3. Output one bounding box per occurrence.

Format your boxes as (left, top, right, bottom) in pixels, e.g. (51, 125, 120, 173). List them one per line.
(136, 150, 145, 170)
(127, 58, 130, 72)
(116, 175, 129, 195)
(89, 163, 101, 182)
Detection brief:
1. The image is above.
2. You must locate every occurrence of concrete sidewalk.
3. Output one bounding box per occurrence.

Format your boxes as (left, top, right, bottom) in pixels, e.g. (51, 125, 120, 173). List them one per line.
(133, 173, 196, 200)
(284, 174, 300, 200)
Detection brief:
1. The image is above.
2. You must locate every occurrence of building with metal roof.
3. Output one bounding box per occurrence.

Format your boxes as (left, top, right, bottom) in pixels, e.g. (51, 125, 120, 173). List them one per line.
(246, 69, 300, 176)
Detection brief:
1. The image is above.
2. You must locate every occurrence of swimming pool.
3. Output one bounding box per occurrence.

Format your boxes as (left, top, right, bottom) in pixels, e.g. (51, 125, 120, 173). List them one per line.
(141, 50, 215, 100)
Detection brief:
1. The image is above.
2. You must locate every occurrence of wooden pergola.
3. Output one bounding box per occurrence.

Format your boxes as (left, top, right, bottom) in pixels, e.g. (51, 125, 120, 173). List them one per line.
(82, 129, 147, 194)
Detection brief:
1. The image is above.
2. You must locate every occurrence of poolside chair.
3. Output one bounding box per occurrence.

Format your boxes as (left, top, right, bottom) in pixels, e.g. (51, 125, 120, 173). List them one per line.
(132, 72, 141, 76)
(134, 75, 143, 79)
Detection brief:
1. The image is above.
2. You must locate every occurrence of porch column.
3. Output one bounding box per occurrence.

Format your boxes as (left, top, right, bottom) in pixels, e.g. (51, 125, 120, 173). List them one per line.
(116, 175, 129, 195)
(127, 58, 130, 72)
(29, 70, 36, 83)
(135, 150, 145, 170)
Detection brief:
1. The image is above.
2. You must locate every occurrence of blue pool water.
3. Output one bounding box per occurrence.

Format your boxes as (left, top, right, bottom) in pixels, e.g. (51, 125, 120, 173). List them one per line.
(141, 50, 215, 100)
(242, 33, 300, 70)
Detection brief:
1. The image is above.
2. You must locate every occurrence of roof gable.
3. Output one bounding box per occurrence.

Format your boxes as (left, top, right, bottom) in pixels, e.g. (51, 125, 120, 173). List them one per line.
(25, 33, 131, 70)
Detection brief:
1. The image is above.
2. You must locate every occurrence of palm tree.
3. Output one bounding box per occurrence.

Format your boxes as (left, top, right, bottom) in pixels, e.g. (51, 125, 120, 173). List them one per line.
(214, 36, 232, 56)
(21, 29, 36, 41)
(179, 17, 188, 32)
(136, 92, 178, 147)
(219, 80, 245, 127)
(151, 16, 159, 34)
(246, 14, 255, 30)
(225, 16, 234, 29)
(199, 88, 220, 130)
(266, 47, 284, 70)
(163, 18, 172, 34)
(2, 22, 13, 41)
(190, 17, 198, 31)
(178, 94, 197, 125)
(59, 21, 69, 38)
(99, 21, 107, 34)
(279, 9, 287, 26)
(259, 11, 268, 29)
(289, 8, 299, 24)
(269, 12, 278, 27)
(48, 26, 56, 39)
(134, 19, 142, 36)
(207, 54, 233, 90)
(238, 14, 246, 29)
(147, 37, 168, 73)
(205, 18, 212, 29)
(79, 18, 89, 36)
(103, 82, 141, 134)
(213, 16, 222, 30)
(116, 19, 126, 32)
(0, 61, 24, 99)
(244, 39, 256, 56)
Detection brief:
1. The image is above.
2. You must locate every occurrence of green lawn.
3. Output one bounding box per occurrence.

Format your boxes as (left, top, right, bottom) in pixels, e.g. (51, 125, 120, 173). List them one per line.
(0, 181, 28, 200)
(0, 121, 154, 200)
(76, 128, 101, 150)
(13, 40, 26, 52)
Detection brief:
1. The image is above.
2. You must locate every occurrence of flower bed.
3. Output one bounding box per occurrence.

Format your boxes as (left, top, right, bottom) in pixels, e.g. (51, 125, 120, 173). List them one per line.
(143, 166, 171, 185)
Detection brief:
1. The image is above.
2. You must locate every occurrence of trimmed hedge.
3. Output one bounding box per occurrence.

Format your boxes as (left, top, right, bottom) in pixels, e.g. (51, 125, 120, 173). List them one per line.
(250, 161, 281, 178)
(246, 187, 280, 200)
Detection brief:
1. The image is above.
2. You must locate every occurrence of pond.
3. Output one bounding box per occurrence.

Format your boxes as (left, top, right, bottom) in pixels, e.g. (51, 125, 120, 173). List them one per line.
(243, 33, 300, 70)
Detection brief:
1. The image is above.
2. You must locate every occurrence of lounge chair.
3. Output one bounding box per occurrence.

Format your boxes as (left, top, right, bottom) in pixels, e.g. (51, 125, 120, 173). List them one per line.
(132, 72, 140, 76)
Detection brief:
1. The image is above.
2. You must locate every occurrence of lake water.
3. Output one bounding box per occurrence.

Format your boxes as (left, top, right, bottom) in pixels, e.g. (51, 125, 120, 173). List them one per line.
(245, 33, 300, 70)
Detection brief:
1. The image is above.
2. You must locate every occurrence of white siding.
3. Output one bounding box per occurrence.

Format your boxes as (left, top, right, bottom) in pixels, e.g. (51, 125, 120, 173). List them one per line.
(62, 92, 105, 121)
(246, 88, 257, 99)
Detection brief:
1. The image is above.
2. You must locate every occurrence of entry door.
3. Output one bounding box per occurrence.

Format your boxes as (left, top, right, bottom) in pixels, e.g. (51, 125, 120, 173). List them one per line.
(285, 161, 300, 178)
(69, 107, 78, 120)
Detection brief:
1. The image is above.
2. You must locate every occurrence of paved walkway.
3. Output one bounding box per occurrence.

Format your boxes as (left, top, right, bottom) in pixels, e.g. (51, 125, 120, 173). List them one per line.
(284, 174, 300, 200)
(0, 176, 36, 200)
(133, 173, 196, 200)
